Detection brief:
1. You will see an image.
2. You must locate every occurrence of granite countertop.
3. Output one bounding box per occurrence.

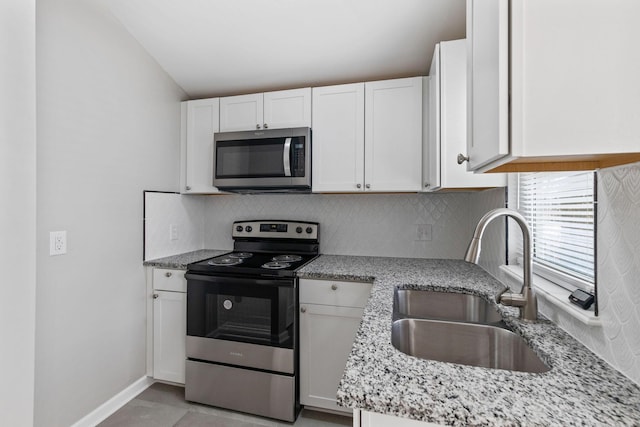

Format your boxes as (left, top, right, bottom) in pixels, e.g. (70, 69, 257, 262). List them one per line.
(143, 249, 229, 269)
(298, 255, 640, 426)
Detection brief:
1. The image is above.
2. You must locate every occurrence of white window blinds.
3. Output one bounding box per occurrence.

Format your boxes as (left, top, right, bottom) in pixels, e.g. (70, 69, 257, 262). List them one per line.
(516, 171, 596, 290)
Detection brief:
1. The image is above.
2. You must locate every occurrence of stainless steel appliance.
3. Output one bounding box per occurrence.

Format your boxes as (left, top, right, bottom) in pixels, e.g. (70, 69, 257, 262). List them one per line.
(184, 220, 319, 422)
(213, 127, 311, 193)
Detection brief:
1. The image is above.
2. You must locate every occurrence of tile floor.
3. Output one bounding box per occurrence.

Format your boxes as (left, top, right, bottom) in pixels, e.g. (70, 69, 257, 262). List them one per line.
(98, 382, 353, 427)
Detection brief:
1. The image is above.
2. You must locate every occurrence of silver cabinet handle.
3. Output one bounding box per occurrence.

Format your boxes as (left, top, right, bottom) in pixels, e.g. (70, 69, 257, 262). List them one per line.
(185, 186, 191, 191)
(365, 184, 371, 189)
(424, 182, 430, 188)
(264, 123, 268, 129)
(457, 153, 469, 164)
(256, 124, 261, 129)
(331, 284, 338, 291)
(356, 184, 362, 189)
(283, 137, 292, 177)
(153, 293, 159, 299)
(165, 271, 172, 278)
(300, 306, 307, 313)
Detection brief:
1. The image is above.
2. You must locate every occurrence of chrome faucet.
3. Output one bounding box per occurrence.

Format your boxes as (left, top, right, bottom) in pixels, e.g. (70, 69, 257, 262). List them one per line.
(464, 208, 538, 321)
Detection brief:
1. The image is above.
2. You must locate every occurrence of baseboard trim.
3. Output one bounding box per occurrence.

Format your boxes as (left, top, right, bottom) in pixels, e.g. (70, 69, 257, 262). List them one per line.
(70, 376, 155, 427)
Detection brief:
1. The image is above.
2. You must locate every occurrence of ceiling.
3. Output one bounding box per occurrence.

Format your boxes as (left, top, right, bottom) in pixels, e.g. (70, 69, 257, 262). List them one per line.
(100, 0, 466, 99)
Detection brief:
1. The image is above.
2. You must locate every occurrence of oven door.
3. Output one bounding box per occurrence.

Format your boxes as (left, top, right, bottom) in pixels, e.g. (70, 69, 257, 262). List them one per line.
(186, 272, 296, 346)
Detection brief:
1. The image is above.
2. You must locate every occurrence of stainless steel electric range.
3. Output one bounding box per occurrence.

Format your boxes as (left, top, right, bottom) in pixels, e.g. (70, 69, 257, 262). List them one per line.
(184, 220, 319, 422)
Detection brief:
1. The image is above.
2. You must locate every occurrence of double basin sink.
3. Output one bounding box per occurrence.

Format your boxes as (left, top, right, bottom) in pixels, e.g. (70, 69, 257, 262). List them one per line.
(391, 289, 549, 373)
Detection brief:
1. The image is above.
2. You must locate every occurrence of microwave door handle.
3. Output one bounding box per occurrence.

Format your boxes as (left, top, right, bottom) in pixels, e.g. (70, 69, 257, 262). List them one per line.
(283, 137, 292, 177)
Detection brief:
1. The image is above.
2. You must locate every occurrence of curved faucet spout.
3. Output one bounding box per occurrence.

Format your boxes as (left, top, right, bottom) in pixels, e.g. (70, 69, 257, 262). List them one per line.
(464, 208, 538, 321)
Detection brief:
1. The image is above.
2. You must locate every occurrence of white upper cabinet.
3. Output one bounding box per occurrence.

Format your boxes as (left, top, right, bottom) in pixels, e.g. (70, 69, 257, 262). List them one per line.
(220, 87, 311, 132)
(263, 88, 312, 129)
(466, 0, 640, 173)
(312, 77, 423, 193)
(365, 78, 423, 192)
(219, 93, 263, 132)
(312, 83, 365, 192)
(425, 40, 505, 191)
(180, 98, 221, 194)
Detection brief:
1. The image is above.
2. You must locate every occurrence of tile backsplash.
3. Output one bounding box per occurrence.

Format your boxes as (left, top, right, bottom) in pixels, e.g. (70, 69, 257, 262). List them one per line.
(201, 192, 491, 259)
(144, 190, 505, 261)
(547, 162, 640, 385)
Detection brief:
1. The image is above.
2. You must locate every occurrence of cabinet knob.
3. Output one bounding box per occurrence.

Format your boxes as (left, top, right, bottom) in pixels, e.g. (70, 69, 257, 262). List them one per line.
(264, 123, 268, 129)
(331, 284, 338, 291)
(356, 184, 362, 189)
(185, 186, 191, 191)
(165, 271, 172, 277)
(256, 124, 261, 129)
(457, 153, 469, 165)
(424, 182, 430, 188)
(300, 306, 307, 313)
(365, 184, 371, 189)
(153, 293, 159, 299)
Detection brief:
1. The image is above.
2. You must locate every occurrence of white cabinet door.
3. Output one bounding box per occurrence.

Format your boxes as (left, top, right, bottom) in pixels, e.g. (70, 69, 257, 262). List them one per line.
(263, 87, 311, 129)
(365, 78, 423, 192)
(466, 0, 509, 171)
(299, 303, 363, 413)
(182, 98, 221, 194)
(312, 83, 365, 193)
(153, 290, 186, 384)
(427, 40, 505, 191)
(219, 93, 264, 132)
(467, 0, 640, 173)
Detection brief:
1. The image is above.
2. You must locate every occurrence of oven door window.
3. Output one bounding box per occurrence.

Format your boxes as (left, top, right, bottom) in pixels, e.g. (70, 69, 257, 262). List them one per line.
(187, 275, 295, 348)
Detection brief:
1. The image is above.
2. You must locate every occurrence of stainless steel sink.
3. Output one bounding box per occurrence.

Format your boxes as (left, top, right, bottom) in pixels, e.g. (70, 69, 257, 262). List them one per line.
(391, 318, 549, 373)
(393, 289, 503, 325)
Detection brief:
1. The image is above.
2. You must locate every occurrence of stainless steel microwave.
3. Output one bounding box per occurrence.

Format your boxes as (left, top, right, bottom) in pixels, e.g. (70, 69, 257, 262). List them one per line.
(213, 127, 311, 193)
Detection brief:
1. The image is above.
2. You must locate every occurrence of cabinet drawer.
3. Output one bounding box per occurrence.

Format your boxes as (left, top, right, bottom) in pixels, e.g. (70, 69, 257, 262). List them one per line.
(153, 268, 187, 292)
(299, 279, 372, 308)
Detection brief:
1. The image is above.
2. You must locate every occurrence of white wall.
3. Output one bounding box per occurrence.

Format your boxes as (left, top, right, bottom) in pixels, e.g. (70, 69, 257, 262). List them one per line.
(35, 0, 185, 425)
(0, 1, 37, 425)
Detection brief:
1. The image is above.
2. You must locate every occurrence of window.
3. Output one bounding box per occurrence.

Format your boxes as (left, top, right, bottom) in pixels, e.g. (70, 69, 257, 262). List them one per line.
(511, 171, 596, 293)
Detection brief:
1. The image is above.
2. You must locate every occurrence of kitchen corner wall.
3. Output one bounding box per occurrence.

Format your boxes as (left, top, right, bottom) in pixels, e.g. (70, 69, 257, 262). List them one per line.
(144, 192, 206, 261)
(539, 162, 640, 386)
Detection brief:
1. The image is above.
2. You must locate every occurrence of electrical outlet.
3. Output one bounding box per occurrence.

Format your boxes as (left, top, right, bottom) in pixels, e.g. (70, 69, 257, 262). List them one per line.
(416, 224, 432, 241)
(50, 231, 67, 255)
(169, 224, 179, 241)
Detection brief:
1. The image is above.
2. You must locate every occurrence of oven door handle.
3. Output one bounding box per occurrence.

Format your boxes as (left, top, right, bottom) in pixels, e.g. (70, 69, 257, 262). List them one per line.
(283, 137, 292, 177)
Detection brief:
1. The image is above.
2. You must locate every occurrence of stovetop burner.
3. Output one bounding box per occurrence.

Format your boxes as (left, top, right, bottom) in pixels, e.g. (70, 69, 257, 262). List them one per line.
(207, 256, 244, 266)
(272, 254, 302, 263)
(262, 261, 292, 270)
(229, 252, 253, 259)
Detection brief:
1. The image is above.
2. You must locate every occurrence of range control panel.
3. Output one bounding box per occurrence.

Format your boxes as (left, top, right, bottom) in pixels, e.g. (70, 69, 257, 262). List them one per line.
(232, 220, 319, 240)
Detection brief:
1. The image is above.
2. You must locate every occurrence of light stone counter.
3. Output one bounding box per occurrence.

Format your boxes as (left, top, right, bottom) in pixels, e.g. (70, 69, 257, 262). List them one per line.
(298, 255, 640, 426)
(143, 249, 229, 269)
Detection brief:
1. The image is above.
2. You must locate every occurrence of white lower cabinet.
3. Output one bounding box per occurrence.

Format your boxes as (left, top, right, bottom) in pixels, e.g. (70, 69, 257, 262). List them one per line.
(151, 268, 187, 384)
(299, 279, 372, 413)
(355, 409, 444, 427)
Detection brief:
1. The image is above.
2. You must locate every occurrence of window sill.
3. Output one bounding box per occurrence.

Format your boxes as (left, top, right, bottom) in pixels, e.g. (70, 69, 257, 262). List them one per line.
(499, 265, 601, 327)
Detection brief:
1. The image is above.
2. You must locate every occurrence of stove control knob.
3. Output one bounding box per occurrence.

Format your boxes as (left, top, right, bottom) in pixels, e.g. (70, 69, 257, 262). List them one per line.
(296, 226, 303, 234)
(306, 227, 313, 234)
(236, 225, 243, 232)
(246, 226, 253, 232)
